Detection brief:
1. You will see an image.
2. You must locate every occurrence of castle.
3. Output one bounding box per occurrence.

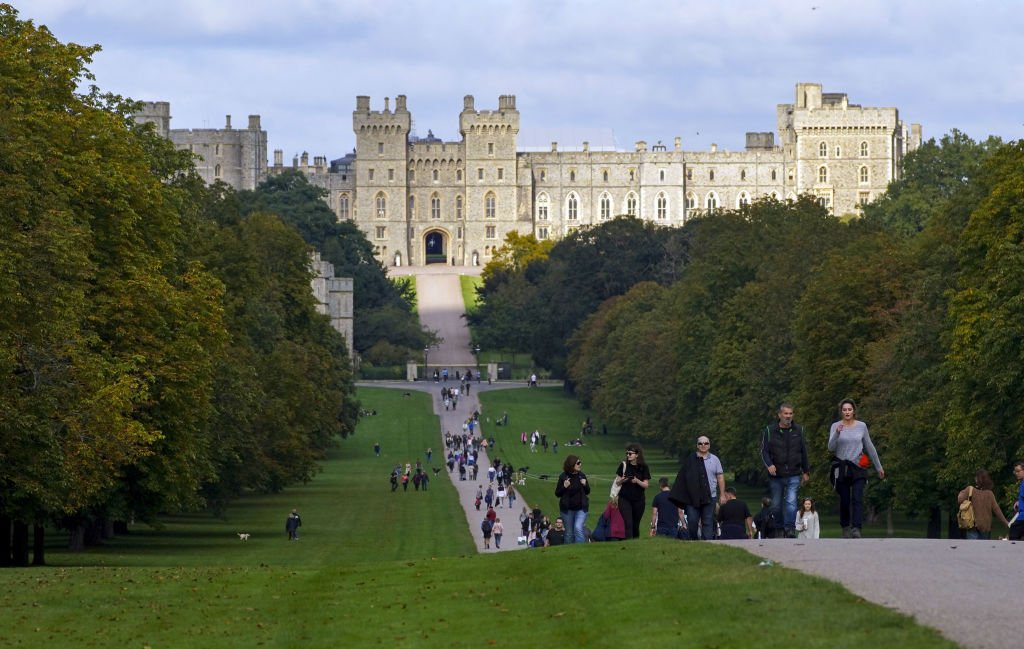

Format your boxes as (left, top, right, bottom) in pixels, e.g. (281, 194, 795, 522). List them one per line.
(137, 83, 921, 267)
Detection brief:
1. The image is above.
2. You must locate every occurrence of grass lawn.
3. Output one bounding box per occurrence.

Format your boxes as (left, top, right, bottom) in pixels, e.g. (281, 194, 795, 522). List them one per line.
(459, 274, 481, 318)
(0, 387, 955, 648)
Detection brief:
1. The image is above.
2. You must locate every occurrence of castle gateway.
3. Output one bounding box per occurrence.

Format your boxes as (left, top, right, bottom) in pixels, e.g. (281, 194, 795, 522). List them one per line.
(138, 84, 921, 267)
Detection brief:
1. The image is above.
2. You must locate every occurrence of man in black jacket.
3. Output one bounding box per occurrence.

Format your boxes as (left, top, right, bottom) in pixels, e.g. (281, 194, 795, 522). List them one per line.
(761, 403, 810, 538)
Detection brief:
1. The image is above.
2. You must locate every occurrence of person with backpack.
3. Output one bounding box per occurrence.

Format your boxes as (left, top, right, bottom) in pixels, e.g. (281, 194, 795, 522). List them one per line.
(761, 402, 810, 538)
(753, 497, 778, 539)
(957, 469, 1009, 540)
(481, 517, 494, 549)
(827, 399, 885, 539)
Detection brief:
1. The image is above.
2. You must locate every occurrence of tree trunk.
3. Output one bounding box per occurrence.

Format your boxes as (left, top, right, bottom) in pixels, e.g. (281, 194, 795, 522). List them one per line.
(926, 505, 941, 538)
(0, 514, 11, 566)
(113, 520, 129, 535)
(12, 521, 29, 566)
(32, 525, 45, 566)
(68, 524, 85, 552)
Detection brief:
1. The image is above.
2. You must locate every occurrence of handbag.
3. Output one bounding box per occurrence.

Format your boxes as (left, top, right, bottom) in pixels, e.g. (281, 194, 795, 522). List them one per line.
(609, 461, 626, 500)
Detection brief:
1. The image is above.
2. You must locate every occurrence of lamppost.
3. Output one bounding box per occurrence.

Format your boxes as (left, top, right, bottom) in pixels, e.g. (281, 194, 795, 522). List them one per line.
(474, 345, 481, 380)
(424, 347, 430, 381)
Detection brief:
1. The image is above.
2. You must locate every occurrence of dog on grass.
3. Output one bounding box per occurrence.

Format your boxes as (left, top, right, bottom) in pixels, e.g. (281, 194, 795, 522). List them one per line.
(237, 533, 251, 541)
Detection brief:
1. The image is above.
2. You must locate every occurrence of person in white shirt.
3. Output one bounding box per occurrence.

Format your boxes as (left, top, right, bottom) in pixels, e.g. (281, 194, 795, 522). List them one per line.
(794, 497, 820, 539)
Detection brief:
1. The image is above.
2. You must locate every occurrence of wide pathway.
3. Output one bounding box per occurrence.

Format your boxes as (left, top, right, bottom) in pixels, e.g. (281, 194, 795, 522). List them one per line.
(390, 264, 478, 368)
(720, 536, 1018, 649)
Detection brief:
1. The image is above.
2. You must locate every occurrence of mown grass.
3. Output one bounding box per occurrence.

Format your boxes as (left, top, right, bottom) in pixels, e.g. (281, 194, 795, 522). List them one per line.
(0, 387, 955, 648)
(459, 273, 482, 317)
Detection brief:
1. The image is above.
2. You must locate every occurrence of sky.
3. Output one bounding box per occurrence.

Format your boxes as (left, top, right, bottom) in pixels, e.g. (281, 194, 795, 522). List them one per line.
(27, 0, 1024, 162)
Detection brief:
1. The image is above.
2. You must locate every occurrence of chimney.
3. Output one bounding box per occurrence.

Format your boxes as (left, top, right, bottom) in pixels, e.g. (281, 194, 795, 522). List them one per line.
(225, 115, 232, 129)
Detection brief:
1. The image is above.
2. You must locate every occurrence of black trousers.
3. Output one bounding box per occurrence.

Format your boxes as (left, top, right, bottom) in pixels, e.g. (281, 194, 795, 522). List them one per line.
(618, 496, 646, 539)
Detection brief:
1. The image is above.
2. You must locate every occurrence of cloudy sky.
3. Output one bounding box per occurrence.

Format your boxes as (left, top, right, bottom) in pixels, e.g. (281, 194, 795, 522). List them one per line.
(29, 0, 1024, 161)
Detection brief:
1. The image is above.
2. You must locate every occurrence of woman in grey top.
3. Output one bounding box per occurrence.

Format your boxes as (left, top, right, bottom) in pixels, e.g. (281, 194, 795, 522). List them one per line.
(827, 399, 885, 538)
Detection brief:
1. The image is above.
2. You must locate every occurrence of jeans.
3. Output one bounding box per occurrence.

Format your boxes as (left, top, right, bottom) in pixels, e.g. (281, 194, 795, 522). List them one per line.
(560, 509, 587, 544)
(835, 477, 866, 529)
(965, 528, 990, 540)
(769, 474, 802, 531)
(684, 503, 716, 540)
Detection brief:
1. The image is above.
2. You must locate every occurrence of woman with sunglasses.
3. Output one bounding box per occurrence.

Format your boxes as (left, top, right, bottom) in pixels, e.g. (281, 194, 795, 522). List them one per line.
(555, 454, 590, 543)
(614, 444, 651, 539)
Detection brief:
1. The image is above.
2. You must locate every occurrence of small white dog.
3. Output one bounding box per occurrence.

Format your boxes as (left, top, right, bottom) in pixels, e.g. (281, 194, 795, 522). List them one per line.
(237, 533, 251, 541)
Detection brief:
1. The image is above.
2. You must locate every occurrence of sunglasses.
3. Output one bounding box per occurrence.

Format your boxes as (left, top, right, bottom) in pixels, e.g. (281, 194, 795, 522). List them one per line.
(575, 461, 582, 465)
(626, 451, 637, 455)
(697, 441, 710, 446)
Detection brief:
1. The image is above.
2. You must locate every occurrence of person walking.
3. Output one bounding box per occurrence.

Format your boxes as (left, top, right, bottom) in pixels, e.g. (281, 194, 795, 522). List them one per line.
(492, 518, 504, 549)
(761, 403, 810, 538)
(794, 498, 820, 539)
(650, 477, 684, 538)
(613, 444, 651, 539)
(956, 470, 1009, 540)
(554, 454, 590, 544)
(717, 487, 753, 540)
(827, 399, 885, 538)
(668, 436, 726, 540)
(285, 509, 302, 541)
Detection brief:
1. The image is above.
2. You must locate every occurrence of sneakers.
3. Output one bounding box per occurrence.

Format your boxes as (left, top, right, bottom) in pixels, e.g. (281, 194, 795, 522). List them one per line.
(842, 526, 852, 539)
(850, 527, 862, 539)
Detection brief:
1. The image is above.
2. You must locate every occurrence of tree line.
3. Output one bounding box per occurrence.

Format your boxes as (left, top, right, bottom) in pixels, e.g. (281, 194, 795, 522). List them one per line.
(0, 7, 423, 565)
(471, 131, 1023, 534)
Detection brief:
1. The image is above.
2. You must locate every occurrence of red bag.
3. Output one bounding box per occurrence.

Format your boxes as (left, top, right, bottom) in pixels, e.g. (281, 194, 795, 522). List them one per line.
(858, 452, 870, 469)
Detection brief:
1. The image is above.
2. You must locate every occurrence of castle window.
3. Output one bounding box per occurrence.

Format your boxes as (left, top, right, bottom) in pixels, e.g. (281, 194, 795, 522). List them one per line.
(771, 169, 777, 181)
(388, 168, 395, 181)
(819, 142, 827, 157)
(485, 192, 496, 218)
(478, 168, 484, 181)
(538, 226, 549, 240)
(860, 141, 869, 157)
(738, 192, 751, 208)
(408, 195, 415, 217)
(486, 225, 497, 239)
(659, 170, 666, 181)
(457, 227, 463, 239)
(569, 169, 576, 183)
(859, 192, 871, 206)
(600, 193, 611, 220)
(456, 195, 464, 219)
(629, 169, 636, 182)
(457, 169, 463, 181)
(339, 193, 350, 220)
(488, 142, 494, 155)
(741, 169, 747, 181)
(686, 192, 696, 210)
(602, 169, 609, 182)
(625, 192, 637, 217)
(497, 168, 504, 181)
(375, 192, 387, 219)
(818, 166, 828, 183)
(375, 226, 386, 239)
(860, 166, 869, 184)
(567, 194, 579, 220)
(433, 169, 439, 182)
(835, 146, 841, 158)
(656, 192, 668, 219)
(705, 192, 719, 210)
(709, 169, 715, 181)
(431, 194, 441, 219)
(686, 168, 693, 181)
(537, 193, 550, 221)
(368, 168, 375, 181)
(215, 143, 221, 156)
(214, 164, 222, 178)
(409, 168, 415, 182)
(539, 169, 546, 182)
(378, 142, 384, 154)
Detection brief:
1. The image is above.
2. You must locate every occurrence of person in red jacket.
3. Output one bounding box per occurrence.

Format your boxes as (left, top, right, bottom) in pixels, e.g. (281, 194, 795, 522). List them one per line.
(602, 499, 627, 541)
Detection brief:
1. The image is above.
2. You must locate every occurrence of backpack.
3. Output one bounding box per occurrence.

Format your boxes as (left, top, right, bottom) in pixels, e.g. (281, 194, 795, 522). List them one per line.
(957, 487, 976, 530)
(481, 519, 493, 534)
(591, 513, 610, 542)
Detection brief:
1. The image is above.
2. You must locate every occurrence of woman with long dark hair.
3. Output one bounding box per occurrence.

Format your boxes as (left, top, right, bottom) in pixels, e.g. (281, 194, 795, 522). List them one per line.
(957, 469, 1009, 540)
(613, 444, 651, 539)
(827, 398, 885, 538)
(554, 454, 590, 543)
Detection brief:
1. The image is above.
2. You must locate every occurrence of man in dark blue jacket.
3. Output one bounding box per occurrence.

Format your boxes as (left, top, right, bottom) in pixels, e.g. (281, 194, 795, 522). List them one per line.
(761, 403, 810, 538)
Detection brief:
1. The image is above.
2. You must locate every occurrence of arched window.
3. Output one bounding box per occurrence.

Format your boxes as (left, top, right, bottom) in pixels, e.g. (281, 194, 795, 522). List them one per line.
(771, 169, 777, 181)
(686, 192, 697, 210)
(431, 194, 441, 219)
(818, 166, 828, 183)
(602, 170, 609, 182)
(485, 191, 496, 218)
(656, 192, 668, 219)
(738, 192, 751, 208)
(339, 193, 350, 220)
(709, 169, 715, 181)
(860, 141, 869, 157)
(600, 193, 612, 220)
(536, 193, 549, 221)
(432, 169, 439, 182)
(456, 168, 463, 181)
(456, 195, 463, 219)
(659, 169, 666, 181)
(214, 164, 222, 178)
(740, 169, 747, 181)
(569, 170, 576, 182)
(566, 193, 579, 220)
(860, 166, 869, 184)
(625, 192, 638, 217)
(819, 142, 828, 157)
(705, 192, 719, 210)
(834, 146, 841, 158)
(375, 192, 387, 219)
